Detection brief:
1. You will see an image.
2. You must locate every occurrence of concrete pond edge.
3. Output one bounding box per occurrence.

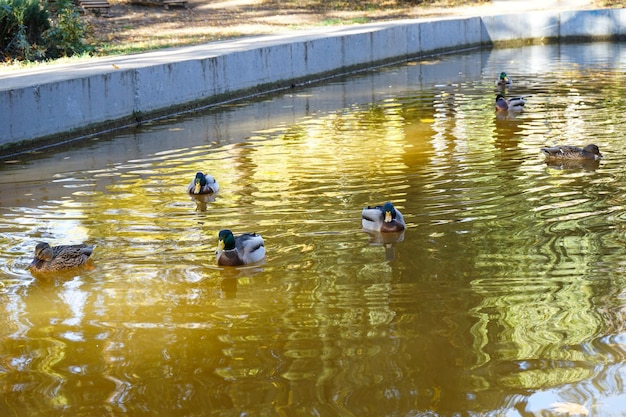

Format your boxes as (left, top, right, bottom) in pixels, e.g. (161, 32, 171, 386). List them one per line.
(1, 8, 625, 158)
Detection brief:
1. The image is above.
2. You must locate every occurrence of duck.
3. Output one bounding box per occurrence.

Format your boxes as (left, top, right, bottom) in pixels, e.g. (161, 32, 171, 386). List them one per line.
(541, 144, 603, 160)
(362, 202, 406, 233)
(496, 72, 512, 87)
(29, 242, 95, 273)
(215, 229, 265, 266)
(188, 172, 219, 195)
(495, 94, 526, 112)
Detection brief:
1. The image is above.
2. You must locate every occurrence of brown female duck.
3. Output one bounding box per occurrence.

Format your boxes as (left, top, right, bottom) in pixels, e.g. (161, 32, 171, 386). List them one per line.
(541, 144, 603, 161)
(29, 242, 95, 273)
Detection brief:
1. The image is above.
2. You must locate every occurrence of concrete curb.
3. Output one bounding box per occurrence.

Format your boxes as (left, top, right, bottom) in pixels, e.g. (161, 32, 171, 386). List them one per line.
(1, 8, 625, 154)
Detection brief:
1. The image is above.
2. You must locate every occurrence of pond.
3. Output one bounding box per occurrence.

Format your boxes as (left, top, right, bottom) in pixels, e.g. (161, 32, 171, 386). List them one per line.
(1, 41, 626, 416)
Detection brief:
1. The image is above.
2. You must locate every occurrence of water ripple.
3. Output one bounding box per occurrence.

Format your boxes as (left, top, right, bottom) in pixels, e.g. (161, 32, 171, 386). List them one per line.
(1, 42, 626, 416)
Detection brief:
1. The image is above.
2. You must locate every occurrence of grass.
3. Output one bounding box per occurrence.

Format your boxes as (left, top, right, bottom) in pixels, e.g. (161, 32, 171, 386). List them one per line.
(82, 0, 492, 59)
(0, 52, 95, 72)
(320, 17, 371, 25)
(595, 0, 624, 5)
(1, 0, 607, 72)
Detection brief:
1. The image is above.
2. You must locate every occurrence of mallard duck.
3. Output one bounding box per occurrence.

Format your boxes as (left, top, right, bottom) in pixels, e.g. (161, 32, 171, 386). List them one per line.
(495, 94, 526, 112)
(496, 72, 512, 87)
(29, 242, 95, 273)
(362, 202, 406, 233)
(188, 172, 219, 195)
(541, 144, 603, 160)
(215, 229, 265, 266)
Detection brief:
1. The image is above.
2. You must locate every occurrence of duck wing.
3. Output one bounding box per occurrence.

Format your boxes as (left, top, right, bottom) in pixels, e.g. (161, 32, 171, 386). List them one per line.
(541, 145, 582, 158)
(541, 146, 564, 157)
(53, 244, 94, 258)
(362, 206, 384, 222)
(235, 233, 265, 263)
(202, 174, 219, 193)
(392, 209, 405, 225)
(362, 206, 384, 230)
(507, 97, 526, 109)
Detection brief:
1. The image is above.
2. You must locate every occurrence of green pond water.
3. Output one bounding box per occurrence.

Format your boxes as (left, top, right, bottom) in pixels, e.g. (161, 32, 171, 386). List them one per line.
(1, 42, 626, 416)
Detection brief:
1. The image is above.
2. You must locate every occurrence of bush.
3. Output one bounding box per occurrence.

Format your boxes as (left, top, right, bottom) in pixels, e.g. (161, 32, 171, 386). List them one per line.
(44, 0, 93, 59)
(0, 0, 50, 61)
(0, 0, 91, 62)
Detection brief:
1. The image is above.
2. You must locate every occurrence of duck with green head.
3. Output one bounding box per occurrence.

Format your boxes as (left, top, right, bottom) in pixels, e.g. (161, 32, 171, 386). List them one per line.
(188, 172, 219, 195)
(495, 94, 526, 112)
(215, 229, 265, 266)
(29, 242, 95, 273)
(496, 72, 512, 87)
(362, 202, 406, 233)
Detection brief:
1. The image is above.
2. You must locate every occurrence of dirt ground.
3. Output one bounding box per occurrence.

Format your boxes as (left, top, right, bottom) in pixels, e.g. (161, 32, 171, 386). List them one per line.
(84, 0, 598, 54)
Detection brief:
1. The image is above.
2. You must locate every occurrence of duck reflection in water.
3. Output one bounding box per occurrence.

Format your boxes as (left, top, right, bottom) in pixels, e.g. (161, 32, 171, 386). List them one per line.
(363, 230, 405, 261)
(191, 192, 217, 212)
(495, 109, 523, 121)
(220, 277, 238, 299)
(544, 159, 601, 172)
(218, 266, 265, 299)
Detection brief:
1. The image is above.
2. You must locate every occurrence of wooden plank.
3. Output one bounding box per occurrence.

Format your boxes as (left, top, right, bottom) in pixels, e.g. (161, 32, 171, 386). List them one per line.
(162, 0, 187, 9)
(76, 0, 110, 9)
(74, 0, 110, 15)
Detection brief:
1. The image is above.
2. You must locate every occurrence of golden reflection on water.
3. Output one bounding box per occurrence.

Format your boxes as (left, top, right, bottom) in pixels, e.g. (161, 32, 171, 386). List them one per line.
(2, 43, 626, 416)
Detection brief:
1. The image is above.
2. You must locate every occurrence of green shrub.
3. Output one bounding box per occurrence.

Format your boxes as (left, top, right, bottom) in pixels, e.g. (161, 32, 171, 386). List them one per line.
(44, 0, 92, 59)
(0, 0, 91, 62)
(0, 0, 49, 61)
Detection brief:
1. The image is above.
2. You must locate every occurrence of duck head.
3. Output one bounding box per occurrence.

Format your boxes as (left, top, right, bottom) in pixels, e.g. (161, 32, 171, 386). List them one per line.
(193, 172, 207, 194)
(583, 144, 603, 159)
(383, 202, 397, 223)
(34, 242, 54, 261)
(217, 229, 236, 252)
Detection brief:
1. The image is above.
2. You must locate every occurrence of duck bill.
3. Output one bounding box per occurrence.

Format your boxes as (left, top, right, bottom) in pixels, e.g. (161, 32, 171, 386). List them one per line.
(194, 182, 201, 193)
(384, 211, 393, 223)
(27, 259, 37, 270)
(216, 240, 225, 253)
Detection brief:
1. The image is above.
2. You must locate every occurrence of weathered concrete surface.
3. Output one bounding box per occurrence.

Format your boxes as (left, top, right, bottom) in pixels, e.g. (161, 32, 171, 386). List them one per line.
(1, 8, 625, 153)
